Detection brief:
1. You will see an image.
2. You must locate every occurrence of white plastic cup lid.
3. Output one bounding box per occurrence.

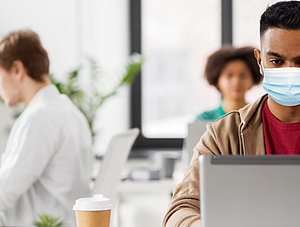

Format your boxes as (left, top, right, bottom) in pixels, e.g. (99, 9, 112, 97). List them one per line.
(73, 194, 112, 211)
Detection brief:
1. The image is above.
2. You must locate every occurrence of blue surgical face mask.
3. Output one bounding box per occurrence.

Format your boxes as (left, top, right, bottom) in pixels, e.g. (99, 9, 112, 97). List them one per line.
(262, 66, 300, 106)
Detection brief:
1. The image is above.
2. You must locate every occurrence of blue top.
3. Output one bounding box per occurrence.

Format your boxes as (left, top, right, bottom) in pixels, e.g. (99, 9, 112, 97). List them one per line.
(195, 105, 226, 121)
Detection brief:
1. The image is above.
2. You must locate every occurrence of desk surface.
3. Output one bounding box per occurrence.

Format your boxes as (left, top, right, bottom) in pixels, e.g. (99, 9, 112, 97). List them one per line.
(119, 178, 176, 194)
(94, 155, 183, 194)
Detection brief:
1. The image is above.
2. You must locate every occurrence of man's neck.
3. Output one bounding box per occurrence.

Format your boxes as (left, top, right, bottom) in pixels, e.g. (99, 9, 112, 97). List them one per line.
(21, 76, 51, 105)
(267, 96, 300, 123)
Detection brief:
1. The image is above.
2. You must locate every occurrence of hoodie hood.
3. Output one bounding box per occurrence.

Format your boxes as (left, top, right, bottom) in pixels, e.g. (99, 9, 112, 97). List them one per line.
(238, 94, 268, 131)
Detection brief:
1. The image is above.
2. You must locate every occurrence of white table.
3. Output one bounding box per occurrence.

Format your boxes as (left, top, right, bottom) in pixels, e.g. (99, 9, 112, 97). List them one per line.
(114, 158, 184, 227)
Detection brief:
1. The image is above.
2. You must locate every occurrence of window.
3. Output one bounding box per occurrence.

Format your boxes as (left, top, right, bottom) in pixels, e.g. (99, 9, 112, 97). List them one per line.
(131, 0, 267, 150)
(232, 0, 273, 104)
(141, 0, 222, 140)
(233, 0, 278, 46)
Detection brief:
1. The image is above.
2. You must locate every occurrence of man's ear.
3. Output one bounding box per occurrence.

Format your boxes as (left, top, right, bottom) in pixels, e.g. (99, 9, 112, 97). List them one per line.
(254, 49, 263, 75)
(11, 60, 27, 81)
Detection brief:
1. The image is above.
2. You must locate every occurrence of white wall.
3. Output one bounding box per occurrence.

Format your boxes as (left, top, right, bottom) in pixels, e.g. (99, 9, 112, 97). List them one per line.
(0, 0, 130, 154)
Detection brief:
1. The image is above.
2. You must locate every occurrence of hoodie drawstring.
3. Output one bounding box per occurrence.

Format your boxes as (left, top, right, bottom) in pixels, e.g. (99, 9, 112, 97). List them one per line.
(240, 120, 246, 155)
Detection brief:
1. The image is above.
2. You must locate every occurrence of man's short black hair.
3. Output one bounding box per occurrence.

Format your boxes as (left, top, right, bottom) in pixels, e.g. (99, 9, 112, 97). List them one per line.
(260, 1, 300, 36)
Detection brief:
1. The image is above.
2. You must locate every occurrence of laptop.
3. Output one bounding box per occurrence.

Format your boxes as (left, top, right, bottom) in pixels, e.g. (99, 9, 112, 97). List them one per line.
(199, 155, 300, 227)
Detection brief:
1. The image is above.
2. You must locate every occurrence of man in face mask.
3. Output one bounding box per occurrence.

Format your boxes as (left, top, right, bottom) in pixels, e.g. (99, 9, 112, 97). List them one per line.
(163, 1, 300, 226)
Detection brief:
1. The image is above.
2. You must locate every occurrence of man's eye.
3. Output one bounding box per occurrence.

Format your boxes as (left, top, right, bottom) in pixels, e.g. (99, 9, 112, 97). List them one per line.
(270, 59, 283, 65)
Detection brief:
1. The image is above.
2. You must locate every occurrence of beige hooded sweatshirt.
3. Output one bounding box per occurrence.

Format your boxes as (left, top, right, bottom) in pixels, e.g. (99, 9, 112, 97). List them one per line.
(163, 94, 268, 227)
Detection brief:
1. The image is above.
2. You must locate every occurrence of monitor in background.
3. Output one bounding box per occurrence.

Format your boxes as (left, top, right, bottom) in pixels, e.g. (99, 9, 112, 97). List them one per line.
(183, 121, 211, 165)
(199, 155, 300, 227)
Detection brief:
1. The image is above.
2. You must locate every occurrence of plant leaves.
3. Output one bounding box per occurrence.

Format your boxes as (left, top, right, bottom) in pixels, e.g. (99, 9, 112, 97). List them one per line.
(13, 54, 142, 140)
(34, 214, 64, 227)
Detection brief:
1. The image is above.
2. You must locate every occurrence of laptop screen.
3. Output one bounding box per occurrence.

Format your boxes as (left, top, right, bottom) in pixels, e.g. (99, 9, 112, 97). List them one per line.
(199, 155, 300, 227)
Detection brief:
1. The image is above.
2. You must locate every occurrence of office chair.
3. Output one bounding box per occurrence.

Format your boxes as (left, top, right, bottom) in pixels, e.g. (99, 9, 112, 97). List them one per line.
(92, 128, 139, 201)
(92, 128, 139, 227)
(182, 121, 210, 166)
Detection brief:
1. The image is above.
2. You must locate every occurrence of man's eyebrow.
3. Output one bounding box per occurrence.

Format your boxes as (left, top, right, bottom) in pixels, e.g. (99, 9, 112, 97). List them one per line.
(292, 55, 300, 60)
(266, 51, 300, 60)
(266, 51, 285, 58)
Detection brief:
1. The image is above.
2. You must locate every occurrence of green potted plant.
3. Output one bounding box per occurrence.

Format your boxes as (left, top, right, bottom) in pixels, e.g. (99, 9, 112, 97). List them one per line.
(34, 214, 64, 227)
(52, 54, 142, 140)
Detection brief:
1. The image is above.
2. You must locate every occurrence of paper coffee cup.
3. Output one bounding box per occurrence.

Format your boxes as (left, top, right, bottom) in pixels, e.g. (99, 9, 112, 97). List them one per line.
(73, 194, 112, 227)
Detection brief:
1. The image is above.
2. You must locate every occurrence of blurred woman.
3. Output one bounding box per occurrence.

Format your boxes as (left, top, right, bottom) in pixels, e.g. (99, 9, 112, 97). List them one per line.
(195, 46, 262, 121)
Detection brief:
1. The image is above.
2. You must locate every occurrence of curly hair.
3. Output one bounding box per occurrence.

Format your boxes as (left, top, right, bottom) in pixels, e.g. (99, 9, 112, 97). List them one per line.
(204, 45, 262, 89)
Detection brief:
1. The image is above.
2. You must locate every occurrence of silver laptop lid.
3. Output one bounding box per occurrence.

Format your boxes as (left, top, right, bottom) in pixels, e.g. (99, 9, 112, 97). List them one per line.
(199, 155, 300, 227)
